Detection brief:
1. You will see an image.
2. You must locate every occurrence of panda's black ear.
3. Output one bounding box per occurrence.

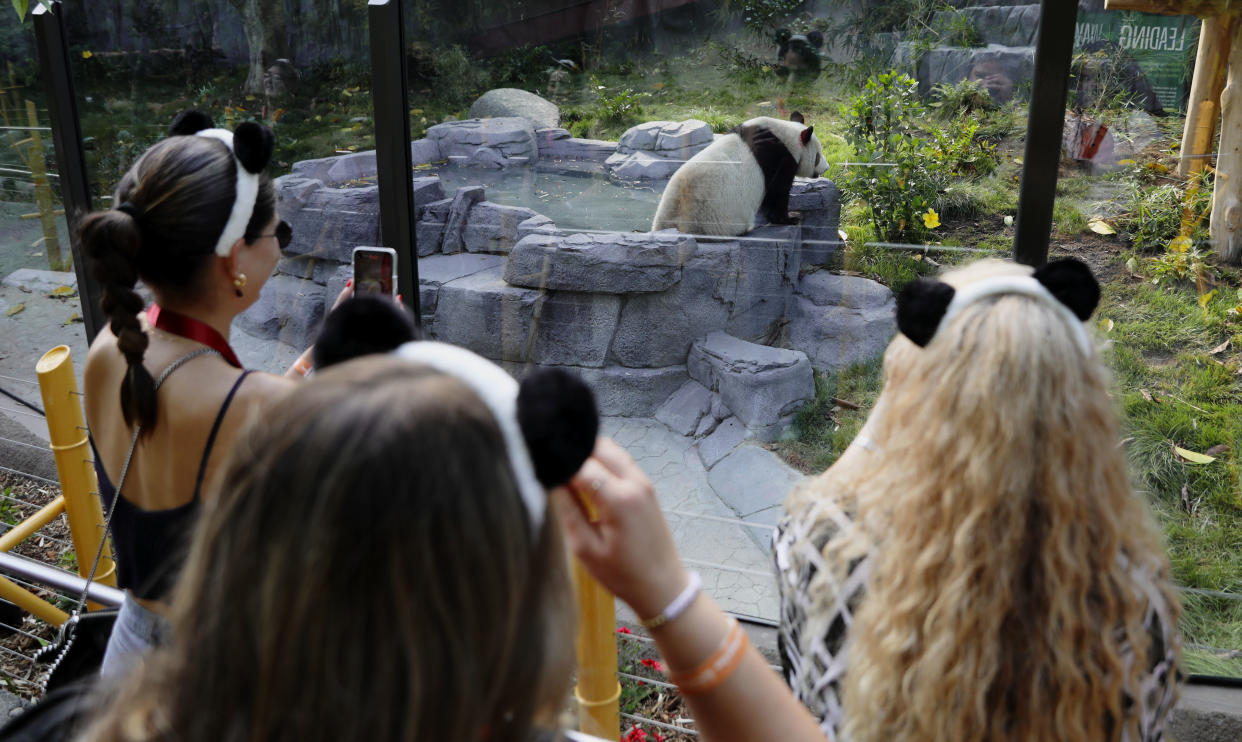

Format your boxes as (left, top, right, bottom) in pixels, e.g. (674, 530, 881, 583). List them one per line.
(232, 121, 275, 174)
(800, 125, 814, 145)
(169, 110, 214, 136)
(517, 368, 599, 489)
(1032, 257, 1099, 321)
(896, 278, 956, 347)
(807, 31, 824, 49)
(775, 28, 791, 44)
(790, 111, 805, 124)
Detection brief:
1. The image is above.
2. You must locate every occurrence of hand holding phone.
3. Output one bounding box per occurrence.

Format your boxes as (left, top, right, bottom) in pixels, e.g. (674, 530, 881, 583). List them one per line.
(352, 247, 397, 297)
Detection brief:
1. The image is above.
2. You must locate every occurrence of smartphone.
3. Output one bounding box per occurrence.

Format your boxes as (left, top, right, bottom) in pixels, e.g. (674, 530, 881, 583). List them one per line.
(352, 247, 397, 297)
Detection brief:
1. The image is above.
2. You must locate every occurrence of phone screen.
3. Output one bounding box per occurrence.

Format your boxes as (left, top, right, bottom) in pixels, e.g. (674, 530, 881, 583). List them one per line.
(353, 249, 394, 296)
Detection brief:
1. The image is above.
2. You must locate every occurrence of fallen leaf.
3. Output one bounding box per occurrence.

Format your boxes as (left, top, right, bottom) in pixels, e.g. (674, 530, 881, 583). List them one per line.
(48, 285, 76, 298)
(63, 312, 81, 326)
(1211, 339, 1230, 355)
(1003, 215, 1014, 226)
(1140, 388, 1154, 402)
(1205, 443, 1231, 457)
(6, 303, 24, 317)
(1099, 318, 1114, 333)
(1173, 444, 1216, 464)
(1089, 220, 1116, 235)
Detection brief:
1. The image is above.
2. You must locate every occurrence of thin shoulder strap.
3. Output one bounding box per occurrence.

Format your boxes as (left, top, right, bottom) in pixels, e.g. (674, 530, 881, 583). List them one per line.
(192, 369, 254, 500)
(73, 347, 220, 615)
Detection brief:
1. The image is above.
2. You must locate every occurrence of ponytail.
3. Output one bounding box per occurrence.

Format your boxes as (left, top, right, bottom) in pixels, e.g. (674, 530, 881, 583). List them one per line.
(81, 208, 158, 433)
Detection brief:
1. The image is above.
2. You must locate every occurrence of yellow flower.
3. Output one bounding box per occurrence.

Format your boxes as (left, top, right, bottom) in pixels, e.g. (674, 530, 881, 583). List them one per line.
(81, 50, 92, 59)
(1118, 159, 1137, 166)
(922, 208, 940, 229)
(1169, 235, 1192, 253)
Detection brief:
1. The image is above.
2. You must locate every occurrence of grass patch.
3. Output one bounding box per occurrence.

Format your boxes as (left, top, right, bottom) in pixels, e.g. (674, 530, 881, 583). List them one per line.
(772, 359, 884, 475)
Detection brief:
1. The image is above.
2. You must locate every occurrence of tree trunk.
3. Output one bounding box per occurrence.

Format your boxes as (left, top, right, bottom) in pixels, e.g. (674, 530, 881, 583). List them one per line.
(261, 0, 291, 64)
(229, 0, 266, 94)
(1211, 22, 1242, 262)
(1179, 15, 1237, 178)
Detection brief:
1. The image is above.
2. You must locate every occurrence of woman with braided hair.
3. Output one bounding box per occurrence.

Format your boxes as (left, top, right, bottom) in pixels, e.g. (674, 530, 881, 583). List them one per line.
(776, 258, 1181, 742)
(81, 111, 340, 678)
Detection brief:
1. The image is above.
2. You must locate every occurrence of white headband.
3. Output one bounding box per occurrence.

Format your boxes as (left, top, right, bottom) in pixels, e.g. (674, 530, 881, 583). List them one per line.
(195, 128, 259, 257)
(391, 341, 546, 531)
(936, 275, 1094, 356)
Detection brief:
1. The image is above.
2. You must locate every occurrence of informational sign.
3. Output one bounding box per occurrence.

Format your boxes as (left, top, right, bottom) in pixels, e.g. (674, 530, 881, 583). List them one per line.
(1075, 10, 1199, 113)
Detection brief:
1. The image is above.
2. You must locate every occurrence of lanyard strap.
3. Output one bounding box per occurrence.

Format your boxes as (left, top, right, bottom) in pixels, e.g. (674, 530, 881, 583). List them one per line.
(147, 305, 242, 369)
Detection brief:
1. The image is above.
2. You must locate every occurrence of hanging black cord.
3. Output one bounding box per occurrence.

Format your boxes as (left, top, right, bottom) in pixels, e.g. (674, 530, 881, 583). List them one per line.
(0, 386, 45, 417)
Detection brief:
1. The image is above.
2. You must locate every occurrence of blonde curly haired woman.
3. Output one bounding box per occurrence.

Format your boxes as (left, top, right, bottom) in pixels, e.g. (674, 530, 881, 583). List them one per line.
(775, 258, 1180, 742)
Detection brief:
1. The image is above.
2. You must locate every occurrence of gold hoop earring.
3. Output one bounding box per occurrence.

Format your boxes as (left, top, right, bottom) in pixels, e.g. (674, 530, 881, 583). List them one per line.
(233, 273, 247, 297)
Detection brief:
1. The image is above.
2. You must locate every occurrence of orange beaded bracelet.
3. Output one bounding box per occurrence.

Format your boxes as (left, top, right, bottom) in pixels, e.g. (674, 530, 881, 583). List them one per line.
(669, 618, 749, 695)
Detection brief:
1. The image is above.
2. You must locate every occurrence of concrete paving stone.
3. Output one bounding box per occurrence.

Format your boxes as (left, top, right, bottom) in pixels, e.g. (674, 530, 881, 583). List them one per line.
(708, 444, 803, 518)
(654, 379, 713, 436)
(698, 416, 750, 469)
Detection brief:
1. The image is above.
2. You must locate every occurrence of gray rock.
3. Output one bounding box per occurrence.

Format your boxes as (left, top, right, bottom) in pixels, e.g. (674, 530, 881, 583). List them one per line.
(789, 296, 896, 372)
(720, 225, 800, 343)
(504, 231, 695, 293)
(610, 247, 732, 367)
(412, 176, 445, 213)
(688, 332, 813, 440)
(606, 120, 714, 180)
(417, 198, 453, 257)
(708, 444, 802, 518)
(411, 138, 442, 166)
(2, 268, 76, 294)
(274, 176, 324, 222)
(235, 274, 326, 349)
(797, 271, 894, 310)
(694, 412, 720, 438)
(655, 380, 714, 436)
(324, 263, 351, 311)
(538, 129, 616, 162)
(441, 186, 486, 254)
(290, 154, 336, 182)
(516, 214, 561, 240)
(564, 364, 689, 417)
(275, 253, 320, 283)
(284, 186, 380, 263)
(324, 150, 377, 184)
(470, 88, 560, 130)
(417, 253, 507, 316)
(426, 118, 538, 168)
(462, 202, 540, 254)
(433, 266, 538, 362)
(531, 291, 623, 367)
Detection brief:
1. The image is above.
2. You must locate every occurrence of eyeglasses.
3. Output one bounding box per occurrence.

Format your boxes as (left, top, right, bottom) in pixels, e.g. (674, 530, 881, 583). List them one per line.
(257, 220, 292, 250)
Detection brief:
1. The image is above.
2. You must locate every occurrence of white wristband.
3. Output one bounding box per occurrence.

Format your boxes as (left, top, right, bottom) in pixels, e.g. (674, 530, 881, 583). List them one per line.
(640, 571, 702, 630)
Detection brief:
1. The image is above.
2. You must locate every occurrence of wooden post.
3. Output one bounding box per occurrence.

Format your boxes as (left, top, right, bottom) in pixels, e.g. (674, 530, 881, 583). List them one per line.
(24, 100, 65, 271)
(572, 559, 621, 739)
(1180, 15, 1238, 177)
(1211, 22, 1242, 261)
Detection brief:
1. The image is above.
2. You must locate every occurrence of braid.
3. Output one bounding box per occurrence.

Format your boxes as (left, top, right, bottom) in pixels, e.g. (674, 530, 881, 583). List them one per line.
(81, 209, 158, 432)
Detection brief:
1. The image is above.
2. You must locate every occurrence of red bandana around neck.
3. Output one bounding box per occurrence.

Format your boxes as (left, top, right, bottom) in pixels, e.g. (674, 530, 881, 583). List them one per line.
(146, 305, 243, 369)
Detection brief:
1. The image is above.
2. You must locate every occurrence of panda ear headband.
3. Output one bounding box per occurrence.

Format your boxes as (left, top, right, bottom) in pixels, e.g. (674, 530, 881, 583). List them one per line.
(896, 258, 1100, 355)
(392, 341, 599, 532)
(169, 110, 274, 257)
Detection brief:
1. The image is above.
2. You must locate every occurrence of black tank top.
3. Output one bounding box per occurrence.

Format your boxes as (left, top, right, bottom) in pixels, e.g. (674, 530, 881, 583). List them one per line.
(92, 369, 253, 600)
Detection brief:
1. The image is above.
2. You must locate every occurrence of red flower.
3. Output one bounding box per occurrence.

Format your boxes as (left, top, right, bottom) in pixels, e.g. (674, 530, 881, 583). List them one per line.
(640, 658, 666, 673)
(622, 724, 648, 742)
(617, 626, 632, 634)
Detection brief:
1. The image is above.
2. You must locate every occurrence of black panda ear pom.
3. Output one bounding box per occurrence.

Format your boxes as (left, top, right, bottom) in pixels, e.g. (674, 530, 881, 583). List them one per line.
(169, 110, 215, 136)
(232, 121, 275, 174)
(807, 31, 824, 49)
(313, 295, 420, 370)
(517, 368, 599, 489)
(896, 279, 956, 347)
(1033, 257, 1099, 321)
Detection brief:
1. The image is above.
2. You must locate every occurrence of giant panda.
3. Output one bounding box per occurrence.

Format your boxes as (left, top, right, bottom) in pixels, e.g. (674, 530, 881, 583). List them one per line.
(651, 114, 828, 237)
(775, 29, 824, 82)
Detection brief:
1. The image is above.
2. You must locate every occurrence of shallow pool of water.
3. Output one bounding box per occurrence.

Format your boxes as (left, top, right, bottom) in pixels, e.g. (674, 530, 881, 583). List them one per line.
(434, 163, 664, 234)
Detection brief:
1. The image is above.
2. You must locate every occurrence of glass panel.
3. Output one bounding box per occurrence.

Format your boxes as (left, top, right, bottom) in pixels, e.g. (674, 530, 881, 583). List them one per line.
(1059, 9, 1242, 679)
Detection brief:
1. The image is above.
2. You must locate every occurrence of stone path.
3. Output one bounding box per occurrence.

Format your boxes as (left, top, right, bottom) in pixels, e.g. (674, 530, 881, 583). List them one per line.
(603, 416, 804, 623)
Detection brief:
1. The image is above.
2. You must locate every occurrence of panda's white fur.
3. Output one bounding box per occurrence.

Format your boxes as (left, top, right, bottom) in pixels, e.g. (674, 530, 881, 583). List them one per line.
(651, 116, 827, 237)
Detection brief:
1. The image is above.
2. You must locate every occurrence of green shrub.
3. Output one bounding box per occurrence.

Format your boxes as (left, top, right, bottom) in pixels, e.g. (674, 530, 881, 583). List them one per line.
(432, 45, 489, 108)
(1117, 172, 1212, 253)
(835, 72, 944, 243)
(930, 79, 994, 118)
(591, 77, 646, 124)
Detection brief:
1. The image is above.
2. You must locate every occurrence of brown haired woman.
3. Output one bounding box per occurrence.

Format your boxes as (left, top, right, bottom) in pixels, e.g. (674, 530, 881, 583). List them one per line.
(79, 349, 831, 742)
(776, 259, 1181, 742)
(81, 112, 337, 678)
